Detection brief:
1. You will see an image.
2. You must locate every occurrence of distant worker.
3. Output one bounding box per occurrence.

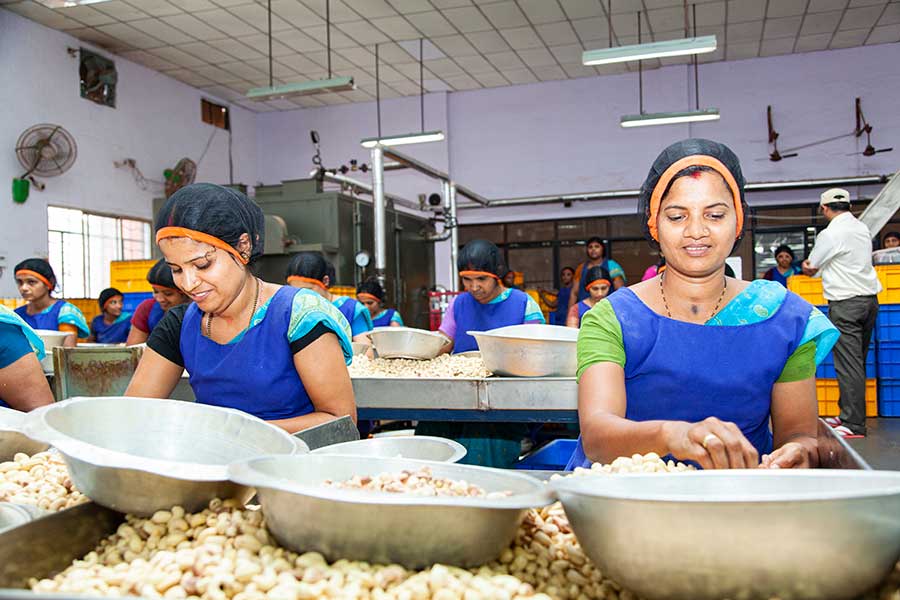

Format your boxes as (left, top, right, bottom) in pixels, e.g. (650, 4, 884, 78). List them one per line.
(89, 288, 131, 344)
(357, 279, 404, 328)
(762, 245, 801, 287)
(126, 259, 190, 346)
(567, 265, 612, 327)
(14, 258, 88, 347)
(539, 266, 575, 325)
(883, 231, 900, 249)
(569, 237, 626, 310)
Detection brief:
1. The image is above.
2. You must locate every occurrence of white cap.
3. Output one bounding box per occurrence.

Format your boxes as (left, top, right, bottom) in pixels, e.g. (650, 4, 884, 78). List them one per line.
(820, 188, 851, 206)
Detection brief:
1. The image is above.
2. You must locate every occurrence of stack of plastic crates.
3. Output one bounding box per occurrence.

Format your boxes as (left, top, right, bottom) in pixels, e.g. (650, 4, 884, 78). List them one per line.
(876, 265, 900, 416)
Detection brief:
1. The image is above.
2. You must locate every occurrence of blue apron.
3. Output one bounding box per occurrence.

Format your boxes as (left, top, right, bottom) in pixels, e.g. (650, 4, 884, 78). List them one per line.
(15, 301, 65, 331)
(566, 288, 810, 469)
(577, 260, 620, 302)
(577, 300, 592, 324)
(372, 308, 397, 328)
(451, 289, 529, 353)
(551, 286, 571, 325)
(148, 301, 166, 332)
(0, 306, 46, 409)
(91, 314, 132, 343)
(180, 286, 314, 421)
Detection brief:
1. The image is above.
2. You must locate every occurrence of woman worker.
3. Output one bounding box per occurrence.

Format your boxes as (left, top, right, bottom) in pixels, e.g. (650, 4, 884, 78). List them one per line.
(566, 265, 612, 327)
(286, 253, 373, 342)
(126, 259, 190, 345)
(14, 258, 89, 347)
(762, 244, 801, 287)
(538, 266, 575, 326)
(569, 139, 838, 471)
(356, 279, 404, 327)
(125, 184, 356, 433)
(417, 239, 545, 468)
(0, 305, 54, 411)
(88, 288, 131, 343)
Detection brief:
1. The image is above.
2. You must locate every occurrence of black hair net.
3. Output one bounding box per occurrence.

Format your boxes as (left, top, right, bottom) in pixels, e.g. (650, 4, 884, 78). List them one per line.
(286, 251, 328, 282)
(155, 183, 265, 264)
(147, 258, 177, 289)
(458, 239, 506, 279)
(14, 258, 56, 289)
(583, 265, 612, 289)
(357, 279, 385, 301)
(98, 287, 123, 309)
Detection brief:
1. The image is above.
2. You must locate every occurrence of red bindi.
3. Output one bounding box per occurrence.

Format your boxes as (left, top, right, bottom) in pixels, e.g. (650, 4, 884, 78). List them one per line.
(689, 170, 703, 179)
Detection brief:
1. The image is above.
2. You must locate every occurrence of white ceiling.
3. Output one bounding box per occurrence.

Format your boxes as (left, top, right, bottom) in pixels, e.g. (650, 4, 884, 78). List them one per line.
(3, 0, 899, 112)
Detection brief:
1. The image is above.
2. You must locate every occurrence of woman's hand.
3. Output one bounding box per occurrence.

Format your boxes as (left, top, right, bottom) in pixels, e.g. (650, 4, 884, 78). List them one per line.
(759, 441, 813, 469)
(662, 417, 759, 469)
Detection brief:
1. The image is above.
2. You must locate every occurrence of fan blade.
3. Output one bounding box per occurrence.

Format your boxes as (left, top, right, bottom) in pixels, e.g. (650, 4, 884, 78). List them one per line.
(877, 148, 894, 154)
(782, 153, 799, 159)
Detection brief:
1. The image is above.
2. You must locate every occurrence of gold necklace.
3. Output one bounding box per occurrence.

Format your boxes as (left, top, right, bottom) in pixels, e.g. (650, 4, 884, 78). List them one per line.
(659, 272, 727, 321)
(206, 277, 260, 339)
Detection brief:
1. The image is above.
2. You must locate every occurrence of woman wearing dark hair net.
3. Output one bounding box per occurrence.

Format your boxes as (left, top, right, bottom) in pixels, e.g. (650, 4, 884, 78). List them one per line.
(89, 288, 131, 343)
(356, 279, 404, 327)
(126, 259, 190, 345)
(126, 184, 356, 432)
(762, 244, 801, 287)
(568, 139, 839, 471)
(566, 265, 612, 328)
(417, 239, 545, 468)
(13, 258, 89, 347)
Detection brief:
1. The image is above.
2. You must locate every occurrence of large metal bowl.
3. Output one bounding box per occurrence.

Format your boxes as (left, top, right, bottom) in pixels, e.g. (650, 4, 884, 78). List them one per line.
(369, 327, 449, 360)
(23, 397, 308, 516)
(469, 324, 577, 377)
(228, 455, 552, 568)
(552, 470, 900, 600)
(0, 407, 49, 461)
(311, 436, 467, 462)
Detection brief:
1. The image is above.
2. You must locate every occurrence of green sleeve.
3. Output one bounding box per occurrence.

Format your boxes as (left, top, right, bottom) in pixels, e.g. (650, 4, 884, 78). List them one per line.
(576, 299, 625, 381)
(776, 341, 816, 383)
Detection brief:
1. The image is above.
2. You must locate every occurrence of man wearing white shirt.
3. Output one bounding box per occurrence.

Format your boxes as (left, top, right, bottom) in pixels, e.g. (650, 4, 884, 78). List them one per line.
(802, 188, 881, 437)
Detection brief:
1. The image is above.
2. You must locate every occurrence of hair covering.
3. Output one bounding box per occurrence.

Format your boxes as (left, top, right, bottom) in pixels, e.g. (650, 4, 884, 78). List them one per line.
(14, 258, 57, 291)
(583, 265, 612, 290)
(638, 138, 746, 244)
(773, 244, 795, 259)
(820, 188, 851, 207)
(147, 258, 178, 290)
(286, 252, 328, 289)
(98, 287, 123, 310)
(357, 279, 385, 302)
(458, 239, 506, 280)
(155, 183, 264, 265)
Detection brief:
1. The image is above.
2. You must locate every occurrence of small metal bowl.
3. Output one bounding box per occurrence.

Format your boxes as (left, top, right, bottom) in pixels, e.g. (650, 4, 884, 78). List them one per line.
(311, 436, 467, 462)
(229, 455, 552, 568)
(469, 324, 577, 377)
(369, 327, 449, 360)
(23, 397, 308, 516)
(33, 329, 72, 372)
(552, 470, 900, 600)
(0, 407, 49, 462)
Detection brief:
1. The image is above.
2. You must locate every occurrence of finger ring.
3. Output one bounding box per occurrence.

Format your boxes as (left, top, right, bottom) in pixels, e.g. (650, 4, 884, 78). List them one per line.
(702, 433, 719, 449)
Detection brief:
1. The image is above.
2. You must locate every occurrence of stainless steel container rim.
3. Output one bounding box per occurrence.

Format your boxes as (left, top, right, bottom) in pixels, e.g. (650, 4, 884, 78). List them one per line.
(310, 436, 468, 463)
(370, 326, 448, 340)
(0, 407, 27, 434)
(229, 455, 554, 509)
(22, 397, 309, 482)
(550, 469, 900, 503)
(468, 325, 578, 344)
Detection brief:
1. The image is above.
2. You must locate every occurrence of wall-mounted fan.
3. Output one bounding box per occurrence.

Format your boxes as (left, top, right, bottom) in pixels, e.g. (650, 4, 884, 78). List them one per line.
(12, 124, 77, 203)
(164, 158, 197, 198)
(847, 98, 893, 157)
(766, 106, 798, 162)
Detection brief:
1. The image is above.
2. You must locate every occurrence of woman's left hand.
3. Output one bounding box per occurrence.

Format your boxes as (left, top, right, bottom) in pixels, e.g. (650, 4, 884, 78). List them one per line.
(759, 441, 811, 469)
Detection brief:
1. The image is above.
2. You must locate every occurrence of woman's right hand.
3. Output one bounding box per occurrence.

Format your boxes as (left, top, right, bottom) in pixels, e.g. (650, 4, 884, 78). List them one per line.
(661, 417, 759, 469)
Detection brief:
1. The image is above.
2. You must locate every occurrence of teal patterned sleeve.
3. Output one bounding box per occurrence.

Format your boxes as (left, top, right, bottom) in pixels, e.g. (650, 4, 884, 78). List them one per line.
(607, 259, 627, 283)
(287, 290, 353, 365)
(58, 302, 90, 338)
(352, 301, 374, 334)
(800, 305, 839, 366)
(391, 311, 404, 326)
(523, 295, 546, 323)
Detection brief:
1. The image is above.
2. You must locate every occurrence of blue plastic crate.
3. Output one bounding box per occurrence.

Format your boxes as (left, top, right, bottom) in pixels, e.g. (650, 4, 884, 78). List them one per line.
(122, 291, 153, 314)
(514, 439, 576, 471)
(877, 378, 900, 416)
(876, 304, 900, 342)
(816, 344, 876, 379)
(877, 341, 900, 379)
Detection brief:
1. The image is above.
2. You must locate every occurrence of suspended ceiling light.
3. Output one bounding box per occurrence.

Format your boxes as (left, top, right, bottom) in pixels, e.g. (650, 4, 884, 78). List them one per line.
(621, 108, 720, 127)
(360, 39, 445, 148)
(246, 0, 353, 102)
(36, 0, 111, 6)
(583, 35, 716, 66)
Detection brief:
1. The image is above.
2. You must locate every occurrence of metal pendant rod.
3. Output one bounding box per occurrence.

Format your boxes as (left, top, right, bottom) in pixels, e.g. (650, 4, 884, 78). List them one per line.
(267, 0, 273, 88)
(375, 43, 382, 139)
(371, 145, 386, 286)
(637, 11, 643, 115)
(693, 3, 699, 110)
(420, 38, 425, 133)
(326, 0, 332, 78)
(448, 181, 459, 292)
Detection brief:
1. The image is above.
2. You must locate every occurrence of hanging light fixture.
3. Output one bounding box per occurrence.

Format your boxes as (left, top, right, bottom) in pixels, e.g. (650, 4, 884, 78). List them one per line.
(360, 38, 446, 148)
(247, 0, 354, 101)
(582, 0, 715, 66)
(620, 4, 719, 128)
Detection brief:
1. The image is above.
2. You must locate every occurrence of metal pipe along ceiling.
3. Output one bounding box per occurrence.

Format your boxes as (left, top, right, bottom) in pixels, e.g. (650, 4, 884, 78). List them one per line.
(311, 170, 422, 211)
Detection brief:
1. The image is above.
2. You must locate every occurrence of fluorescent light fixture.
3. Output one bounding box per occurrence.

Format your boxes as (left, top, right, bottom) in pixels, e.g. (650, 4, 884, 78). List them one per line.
(620, 108, 720, 128)
(36, 0, 111, 6)
(361, 130, 445, 149)
(583, 35, 717, 66)
(246, 76, 354, 101)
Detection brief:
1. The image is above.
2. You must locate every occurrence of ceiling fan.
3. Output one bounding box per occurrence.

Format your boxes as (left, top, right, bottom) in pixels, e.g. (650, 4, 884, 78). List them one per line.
(846, 97, 893, 157)
(766, 105, 798, 162)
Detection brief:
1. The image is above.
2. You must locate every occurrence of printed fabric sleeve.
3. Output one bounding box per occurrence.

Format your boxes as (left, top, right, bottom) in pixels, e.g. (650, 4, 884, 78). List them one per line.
(439, 295, 458, 340)
(57, 302, 90, 338)
(523, 294, 546, 324)
(576, 299, 626, 381)
(287, 290, 353, 365)
(350, 301, 374, 336)
(391, 311, 404, 326)
(0, 305, 45, 361)
(607, 259, 626, 282)
(146, 303, 187, 367)
(0, 323, 35, 369)
(130, 299, 155, 333)
(775, 305, 840, 383)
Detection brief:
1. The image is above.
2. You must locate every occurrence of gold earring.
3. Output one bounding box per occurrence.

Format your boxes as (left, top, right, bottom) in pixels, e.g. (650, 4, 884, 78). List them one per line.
(240, 251, 250, 261)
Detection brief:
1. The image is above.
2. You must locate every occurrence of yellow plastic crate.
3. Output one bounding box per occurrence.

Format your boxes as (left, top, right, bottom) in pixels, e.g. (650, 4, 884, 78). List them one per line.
(0, 298, 26, 309)
(525, 288, 551, 323)
(816, 378, 877, 417)
(330, 285, 356, 298)
(68, 298, 101, 328)
(875, 265, 900, 304)
(109, 259, 157, 293)
(787, 275, 825, 305)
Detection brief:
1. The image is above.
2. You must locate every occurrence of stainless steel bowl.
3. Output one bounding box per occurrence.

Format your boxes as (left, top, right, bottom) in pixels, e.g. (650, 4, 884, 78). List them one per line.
(23, 397, 308, 516)
(369, 327, 450, 360)
(229, 455, 552, 568)
(0, 503, 44, 535)
(33, 329, 72, 372)
(351, 342, 370, 356)
(311, 436, 467, 462)
(552, 470, 900, 600)
(469, 324, 577, 377)
(0, 407, 49, 462)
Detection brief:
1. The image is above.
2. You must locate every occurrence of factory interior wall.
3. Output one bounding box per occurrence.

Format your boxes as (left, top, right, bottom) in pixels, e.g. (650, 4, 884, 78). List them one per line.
(0, 9, 257, 297)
